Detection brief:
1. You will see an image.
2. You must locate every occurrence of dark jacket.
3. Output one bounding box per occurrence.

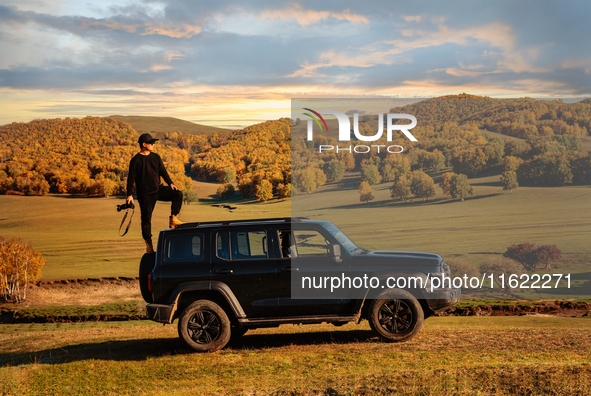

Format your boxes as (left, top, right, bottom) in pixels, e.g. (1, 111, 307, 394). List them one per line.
(126, 152, 174, 196)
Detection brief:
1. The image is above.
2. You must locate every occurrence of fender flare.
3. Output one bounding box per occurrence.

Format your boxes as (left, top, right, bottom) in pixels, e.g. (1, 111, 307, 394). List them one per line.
(167, 280, 247, 319)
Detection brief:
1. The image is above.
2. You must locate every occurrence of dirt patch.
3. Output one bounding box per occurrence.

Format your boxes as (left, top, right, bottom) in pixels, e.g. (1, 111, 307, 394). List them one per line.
(22, 277, 141, 307)
(440, 301, 591, 317)
(0, 277, 146, 324)
(2, 279, 591, 323)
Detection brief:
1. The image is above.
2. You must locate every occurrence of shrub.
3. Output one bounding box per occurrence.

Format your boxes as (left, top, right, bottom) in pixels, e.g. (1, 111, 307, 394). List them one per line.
(504, 243, 562, 270)
(216, 183, 235, 199)
(479, 257, 523, 292)
(0, 237, 45, 302)
(446, 258, 480, 279)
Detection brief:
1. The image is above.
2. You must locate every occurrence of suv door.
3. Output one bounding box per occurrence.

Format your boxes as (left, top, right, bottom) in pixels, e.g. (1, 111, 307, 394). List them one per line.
(154, 231, 209, 303)
(210, 227, 280, 318)
(276, 225, 357, 317)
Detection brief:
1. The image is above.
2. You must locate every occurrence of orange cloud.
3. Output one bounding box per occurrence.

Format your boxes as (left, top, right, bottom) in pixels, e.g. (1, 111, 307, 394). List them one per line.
(259, 4, 369, 26)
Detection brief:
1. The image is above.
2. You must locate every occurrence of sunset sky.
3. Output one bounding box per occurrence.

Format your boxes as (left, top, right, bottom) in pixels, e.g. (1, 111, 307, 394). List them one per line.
(1, 0, 590, 128)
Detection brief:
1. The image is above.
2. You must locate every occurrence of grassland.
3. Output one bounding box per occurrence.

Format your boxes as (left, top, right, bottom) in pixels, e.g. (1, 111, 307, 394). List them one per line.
(0, 193, 290, 280)
(1, 176, 590, 394)
(0, 173, 589, 288)
(1, 317, 590, 395)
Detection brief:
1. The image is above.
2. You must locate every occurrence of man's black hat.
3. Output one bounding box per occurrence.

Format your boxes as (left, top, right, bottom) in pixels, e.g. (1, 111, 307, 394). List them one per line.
(138, 133, 159, 145)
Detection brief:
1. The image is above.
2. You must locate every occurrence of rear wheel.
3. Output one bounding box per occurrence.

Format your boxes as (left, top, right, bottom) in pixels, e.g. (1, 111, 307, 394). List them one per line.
(138, 252, 155, 303)
(178, 300, 231, 352)
(368, 290, 424, 342)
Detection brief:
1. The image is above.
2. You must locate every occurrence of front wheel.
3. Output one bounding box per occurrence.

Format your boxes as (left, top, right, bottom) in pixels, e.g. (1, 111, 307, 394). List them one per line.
(178, 300, 231, 352)
(368, 290, 424, 342)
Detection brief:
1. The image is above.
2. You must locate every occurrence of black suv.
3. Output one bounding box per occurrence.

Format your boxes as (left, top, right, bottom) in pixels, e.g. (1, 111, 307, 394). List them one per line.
(139, 218, 459, 352)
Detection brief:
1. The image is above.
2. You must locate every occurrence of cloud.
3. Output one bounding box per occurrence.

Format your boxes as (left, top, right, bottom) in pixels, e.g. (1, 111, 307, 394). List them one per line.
(1, 1, 591, 126)
(0, 4, 202, 38)
(259, 3, 368, 26)
(403, 15, 423, 23)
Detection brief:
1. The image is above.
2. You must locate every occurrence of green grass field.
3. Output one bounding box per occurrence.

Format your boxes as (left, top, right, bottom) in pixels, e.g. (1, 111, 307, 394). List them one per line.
(0, 194, 290, 280)
(294, 174, 591, 258)
(0, 174, 589, 286)
(1, 317, 590, 395)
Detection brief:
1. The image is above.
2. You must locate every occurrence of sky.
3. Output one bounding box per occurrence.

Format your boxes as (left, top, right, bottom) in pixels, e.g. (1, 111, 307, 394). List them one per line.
(0, 0, 590, 128)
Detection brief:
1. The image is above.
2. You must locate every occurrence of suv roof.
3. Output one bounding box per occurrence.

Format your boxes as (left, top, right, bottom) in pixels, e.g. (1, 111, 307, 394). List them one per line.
(173, 217, 311, 230)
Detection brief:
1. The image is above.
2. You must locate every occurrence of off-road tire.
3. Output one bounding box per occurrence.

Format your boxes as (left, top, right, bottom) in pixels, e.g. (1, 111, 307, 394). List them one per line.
(178, 300, 231, 352)
(139, 252, 156, 303)
(368, 290, 424, 342)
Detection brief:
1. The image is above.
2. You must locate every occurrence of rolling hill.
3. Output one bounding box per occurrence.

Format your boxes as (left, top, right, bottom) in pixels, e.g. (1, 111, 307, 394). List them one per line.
(109, 115, 231, 136)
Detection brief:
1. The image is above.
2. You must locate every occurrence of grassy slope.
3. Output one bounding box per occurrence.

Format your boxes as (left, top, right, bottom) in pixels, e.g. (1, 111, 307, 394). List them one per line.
(109, 115, 231, 136)
(294, 175, 591, 257)
(0, 195, 290, 280)
(0, 173, 589, 282)
(1, 317, 590, 395)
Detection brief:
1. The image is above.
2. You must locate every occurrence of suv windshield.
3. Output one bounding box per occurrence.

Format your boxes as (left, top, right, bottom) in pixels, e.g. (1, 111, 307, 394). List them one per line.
(320, 222, 358, 253)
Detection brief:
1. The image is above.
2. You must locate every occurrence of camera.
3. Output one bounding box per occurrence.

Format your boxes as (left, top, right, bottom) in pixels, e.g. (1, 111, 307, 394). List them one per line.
(117, 202, 135, 212)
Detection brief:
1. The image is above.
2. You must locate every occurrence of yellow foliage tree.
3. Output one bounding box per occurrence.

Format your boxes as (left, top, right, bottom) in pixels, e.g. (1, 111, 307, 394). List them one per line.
(0, 237, 45, 302)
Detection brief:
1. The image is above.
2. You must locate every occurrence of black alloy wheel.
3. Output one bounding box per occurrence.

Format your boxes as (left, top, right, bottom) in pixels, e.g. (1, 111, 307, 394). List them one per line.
(368, 290, 424, 342)
(178, 300, 231, 352)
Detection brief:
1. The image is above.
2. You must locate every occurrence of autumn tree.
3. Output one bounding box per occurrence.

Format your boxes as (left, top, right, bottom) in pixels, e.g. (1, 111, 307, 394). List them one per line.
(0, 237, 45, 302)
(500, 170, 518, 193)
(503, 156, 524, 172)
(361, 163, 382, 185)
(276, 183, 291, 198)
(438, 172, 454, 196)
(450, 147, 488, 176)
(410, 170, 436, 201)
(380, 155, 411, 183)
(390, 174, 412, 202)
(358, 181, 375, 203)
(416, 149, 446, 172)
(517, 154, 573, 186)
(255, 179, 274, 202)
(183, 189, 199, 204)
(449, 173, 473, 201)
(322, 160, 345, 182)
(293, 168, 317, 194)
(504, 243, 562, 271)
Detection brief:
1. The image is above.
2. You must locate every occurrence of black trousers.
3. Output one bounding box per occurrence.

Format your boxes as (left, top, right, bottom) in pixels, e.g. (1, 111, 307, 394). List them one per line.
(137, 185, 183, 240)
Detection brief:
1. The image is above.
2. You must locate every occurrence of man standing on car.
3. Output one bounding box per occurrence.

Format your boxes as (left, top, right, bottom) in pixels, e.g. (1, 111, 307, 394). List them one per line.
(126, 133, 184, 253)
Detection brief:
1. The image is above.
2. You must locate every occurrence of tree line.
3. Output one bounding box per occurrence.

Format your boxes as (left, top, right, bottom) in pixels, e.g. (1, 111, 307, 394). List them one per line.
(291, 95, 591, 199)
(167, 119, 292, 201)
(0, 117, 193, 197)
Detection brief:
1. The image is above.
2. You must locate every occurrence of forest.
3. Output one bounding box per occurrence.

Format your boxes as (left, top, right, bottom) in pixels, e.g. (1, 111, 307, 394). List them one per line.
(0, 117, 193, 197)
(0, 117, 291, 201)
(1, 95, 590, 201)
(290, 94, 591, 199)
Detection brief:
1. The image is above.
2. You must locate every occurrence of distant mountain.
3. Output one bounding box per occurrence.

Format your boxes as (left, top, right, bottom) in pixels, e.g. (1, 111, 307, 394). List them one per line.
(580, 98, 591, 104)
(109, 115, 231, 136)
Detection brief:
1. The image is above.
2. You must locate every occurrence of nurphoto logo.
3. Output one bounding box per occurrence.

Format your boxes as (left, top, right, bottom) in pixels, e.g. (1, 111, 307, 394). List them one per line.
(302, 108, 418, 154)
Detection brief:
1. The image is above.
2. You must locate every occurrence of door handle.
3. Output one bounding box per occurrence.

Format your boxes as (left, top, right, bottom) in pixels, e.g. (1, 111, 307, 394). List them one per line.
(216, 269, 234, 274)
(282, 267, 299, 272)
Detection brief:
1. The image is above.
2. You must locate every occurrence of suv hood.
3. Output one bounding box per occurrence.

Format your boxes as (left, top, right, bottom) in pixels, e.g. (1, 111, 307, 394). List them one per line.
(366, 250, 442, 261)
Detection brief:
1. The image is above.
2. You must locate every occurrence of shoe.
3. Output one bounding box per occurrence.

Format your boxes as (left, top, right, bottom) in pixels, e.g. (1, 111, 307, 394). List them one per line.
(145, 238, 154, 254)
(169, 215, 185, 229)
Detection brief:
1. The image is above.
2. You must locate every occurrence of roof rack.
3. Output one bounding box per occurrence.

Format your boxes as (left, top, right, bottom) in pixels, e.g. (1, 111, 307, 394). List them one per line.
(173, 217, 309, 230)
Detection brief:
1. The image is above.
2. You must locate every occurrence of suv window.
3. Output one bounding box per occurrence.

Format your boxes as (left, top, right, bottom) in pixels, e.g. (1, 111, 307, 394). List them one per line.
(165, 234, 204, 262)
(216, 230, 268, 260)
(291, 230, 330, 257)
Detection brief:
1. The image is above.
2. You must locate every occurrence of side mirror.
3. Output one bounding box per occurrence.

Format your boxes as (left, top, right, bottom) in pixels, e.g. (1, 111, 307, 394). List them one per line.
(329, 244, 342, 264)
